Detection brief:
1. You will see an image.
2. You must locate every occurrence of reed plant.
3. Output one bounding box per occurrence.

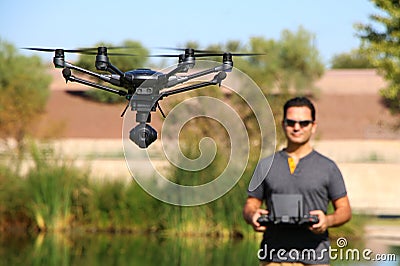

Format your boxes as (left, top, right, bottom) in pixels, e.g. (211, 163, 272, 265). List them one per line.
(0, 140, 368, 239)
(24, 143, 91, 232)
(0, 164, 32, 231)
(157, 140, 255, 238)
(82, 178, 161, 232)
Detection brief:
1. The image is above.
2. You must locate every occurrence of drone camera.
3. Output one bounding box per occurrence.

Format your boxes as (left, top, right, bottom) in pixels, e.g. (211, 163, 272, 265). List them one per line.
(129, 123, 158, 148)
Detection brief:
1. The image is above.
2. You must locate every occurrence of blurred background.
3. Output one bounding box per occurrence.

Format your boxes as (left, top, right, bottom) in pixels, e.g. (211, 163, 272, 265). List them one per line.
(1, 0, 399, 265)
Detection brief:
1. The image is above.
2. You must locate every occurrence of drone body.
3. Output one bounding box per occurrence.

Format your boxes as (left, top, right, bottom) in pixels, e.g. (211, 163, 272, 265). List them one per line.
(25, 46, 259, 148)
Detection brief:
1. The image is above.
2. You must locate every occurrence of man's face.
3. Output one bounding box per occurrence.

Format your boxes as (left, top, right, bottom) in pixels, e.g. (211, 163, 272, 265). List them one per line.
(282, 106, 316, 146)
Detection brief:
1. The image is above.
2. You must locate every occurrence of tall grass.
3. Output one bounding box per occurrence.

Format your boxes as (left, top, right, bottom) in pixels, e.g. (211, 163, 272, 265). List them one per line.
(0, 141, 256, 236)
(0, 142, 367, 239)
(24, 143, 91, 232)
(0, 164, 31, 232)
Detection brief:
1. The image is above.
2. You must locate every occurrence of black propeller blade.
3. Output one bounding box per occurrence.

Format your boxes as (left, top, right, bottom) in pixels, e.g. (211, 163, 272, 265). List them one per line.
(193, 52, 265, 57)
(23, 47, 95, 53)
(155, 47, 221, 54)
(23, 47, 265, 58)
(22, 47, 139, 56)
(148, 52, 265, 58)
(151, 48, 265, 58)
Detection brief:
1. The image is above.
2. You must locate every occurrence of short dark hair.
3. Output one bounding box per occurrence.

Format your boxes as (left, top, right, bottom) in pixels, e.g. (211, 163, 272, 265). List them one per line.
(283, 97, 316, 121)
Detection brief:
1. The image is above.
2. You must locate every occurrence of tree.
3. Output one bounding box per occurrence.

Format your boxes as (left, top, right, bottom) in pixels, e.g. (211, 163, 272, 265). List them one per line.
(356, 0, 400, 112)
(230, 27, 324, 96)
(330, 49, 374, 69)
(0, 39, 51, 167)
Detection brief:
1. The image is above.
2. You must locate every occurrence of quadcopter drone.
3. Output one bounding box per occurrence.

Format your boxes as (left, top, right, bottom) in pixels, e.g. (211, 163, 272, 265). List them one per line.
(25, 46, 260, 148)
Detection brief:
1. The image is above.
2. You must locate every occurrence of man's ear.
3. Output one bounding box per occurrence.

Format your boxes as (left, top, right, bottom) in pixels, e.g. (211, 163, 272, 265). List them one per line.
(311, 121, 317, 134)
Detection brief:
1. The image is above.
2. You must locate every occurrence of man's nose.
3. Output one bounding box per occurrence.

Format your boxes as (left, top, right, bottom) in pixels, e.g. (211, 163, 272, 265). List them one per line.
(293, 122, 301, 130)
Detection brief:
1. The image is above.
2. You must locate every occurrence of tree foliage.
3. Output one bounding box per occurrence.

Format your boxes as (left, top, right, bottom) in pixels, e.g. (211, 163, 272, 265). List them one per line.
(356, 0, 400, 112)
(238, 27, 324, 95)
(202, 27, 324, 96)
(330, 49, 374, 69)
(0, 39, 51, 160)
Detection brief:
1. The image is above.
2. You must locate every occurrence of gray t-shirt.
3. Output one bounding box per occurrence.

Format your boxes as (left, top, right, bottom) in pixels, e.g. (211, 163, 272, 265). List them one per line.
(248, 150, 347, 264)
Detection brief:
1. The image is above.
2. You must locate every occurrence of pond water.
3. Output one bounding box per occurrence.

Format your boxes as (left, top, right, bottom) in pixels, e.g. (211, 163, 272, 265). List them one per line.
(0, 233, 398, 265)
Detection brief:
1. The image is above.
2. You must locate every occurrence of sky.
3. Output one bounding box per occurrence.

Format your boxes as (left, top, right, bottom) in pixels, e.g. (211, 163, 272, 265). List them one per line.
(0, 0, 380, 66)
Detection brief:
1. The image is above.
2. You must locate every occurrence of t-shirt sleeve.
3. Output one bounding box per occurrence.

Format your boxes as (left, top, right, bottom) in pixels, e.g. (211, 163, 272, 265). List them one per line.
(327, 162, 347, 201)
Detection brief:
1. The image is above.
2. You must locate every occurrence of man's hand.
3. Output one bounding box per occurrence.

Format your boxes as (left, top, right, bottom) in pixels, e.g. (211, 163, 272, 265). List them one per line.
(251, 209, 269, 232)
(243, 197, 268, 232)
(309, 196, 352, 235)
(309, 210, 328, 234)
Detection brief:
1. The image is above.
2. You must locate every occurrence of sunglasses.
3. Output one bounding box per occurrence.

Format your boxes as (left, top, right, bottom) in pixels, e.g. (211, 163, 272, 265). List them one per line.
(284, 119, 314, 128)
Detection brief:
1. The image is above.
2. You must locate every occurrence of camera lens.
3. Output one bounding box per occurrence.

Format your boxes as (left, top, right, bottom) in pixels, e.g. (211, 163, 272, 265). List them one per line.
(129, 123, 158, 148)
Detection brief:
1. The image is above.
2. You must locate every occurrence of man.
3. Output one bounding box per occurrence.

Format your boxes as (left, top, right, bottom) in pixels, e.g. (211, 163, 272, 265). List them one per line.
(243, 97, 351, 265)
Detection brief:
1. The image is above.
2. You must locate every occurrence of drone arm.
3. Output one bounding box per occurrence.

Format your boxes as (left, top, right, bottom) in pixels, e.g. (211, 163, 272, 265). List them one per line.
(160, 72, 227, 98)
(64, 62, 121, 86)
(164, 62, 191, 78)
(166, 64, 229, 88)
(161, 81, 215, 98)
(106, 63, 125, 77)
(62, 68, 127, 96)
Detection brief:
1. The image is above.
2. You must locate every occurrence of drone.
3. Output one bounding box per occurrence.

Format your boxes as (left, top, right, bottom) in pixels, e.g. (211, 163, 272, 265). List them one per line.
(25, 46, 260, 148)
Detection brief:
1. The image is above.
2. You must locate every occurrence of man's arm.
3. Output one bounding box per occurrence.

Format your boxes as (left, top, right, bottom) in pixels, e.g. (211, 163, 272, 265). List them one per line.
(327, 195, 352, 227)
(243, 196, 268, 232)
(310, 195, 351, 234)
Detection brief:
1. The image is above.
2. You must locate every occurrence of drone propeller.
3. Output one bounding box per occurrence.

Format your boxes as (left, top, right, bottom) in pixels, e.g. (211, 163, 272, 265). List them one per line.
(193, 52, 265, 57)
(155, 47, 264, 56)
(149, 48, 264, 58)
(23, 47, 97, 53)
(22, 47, 139, 56)
(155, 47, 221, 54)
(23, 46, 265, 58)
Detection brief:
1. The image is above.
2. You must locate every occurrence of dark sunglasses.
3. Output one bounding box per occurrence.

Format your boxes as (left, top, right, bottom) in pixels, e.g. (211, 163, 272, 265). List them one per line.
(284, 119, 314, 128)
